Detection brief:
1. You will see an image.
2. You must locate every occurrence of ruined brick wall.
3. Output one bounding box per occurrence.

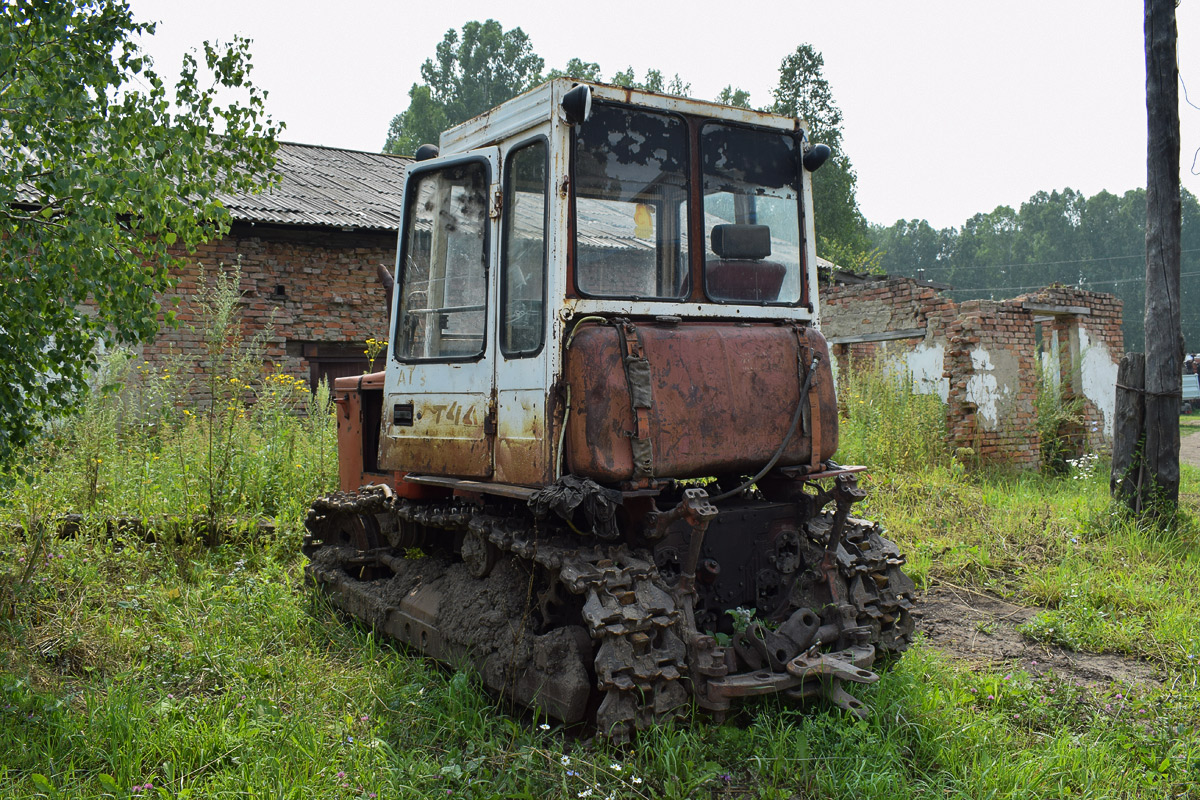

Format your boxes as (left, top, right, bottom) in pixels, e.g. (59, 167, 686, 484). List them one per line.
(138, 222, 396, 402)
(819, 278, 1123, 469)
(943, 300, 1039, 468)
(819, 277, 956, 398)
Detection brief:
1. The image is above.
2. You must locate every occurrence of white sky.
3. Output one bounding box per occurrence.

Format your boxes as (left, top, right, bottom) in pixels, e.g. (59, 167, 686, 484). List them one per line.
(127, 0, 1199, 230)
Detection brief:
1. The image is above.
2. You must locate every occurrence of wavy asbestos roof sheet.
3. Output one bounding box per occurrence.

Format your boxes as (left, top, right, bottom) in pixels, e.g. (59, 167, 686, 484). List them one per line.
(217, 141, 411, 231)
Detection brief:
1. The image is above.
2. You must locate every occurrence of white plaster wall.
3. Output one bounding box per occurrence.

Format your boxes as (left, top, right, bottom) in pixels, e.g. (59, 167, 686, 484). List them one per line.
(903, 342, 949, 402)
(1078, 328, 1117, 440)
(965, 347, 1009, 430)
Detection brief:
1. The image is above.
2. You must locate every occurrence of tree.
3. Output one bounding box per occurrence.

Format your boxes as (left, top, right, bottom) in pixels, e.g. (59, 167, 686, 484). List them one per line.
(546, 58, 603, 83)
(873, 219, 956, 279)
(0, 0, 280, 468)
(716, 86, 752, 109)
(384, 20, 544, 154)
(770, 45, 872, 268)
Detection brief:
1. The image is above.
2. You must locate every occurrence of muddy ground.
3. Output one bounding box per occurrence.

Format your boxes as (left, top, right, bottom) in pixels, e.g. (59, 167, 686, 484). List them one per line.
(916, 584, 1165, 688)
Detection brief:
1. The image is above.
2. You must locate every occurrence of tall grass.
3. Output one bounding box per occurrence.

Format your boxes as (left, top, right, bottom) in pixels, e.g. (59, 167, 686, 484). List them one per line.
(8, 264, 337, 543)
(834, 356, 951, 473)
(2, 325, 1200, 797)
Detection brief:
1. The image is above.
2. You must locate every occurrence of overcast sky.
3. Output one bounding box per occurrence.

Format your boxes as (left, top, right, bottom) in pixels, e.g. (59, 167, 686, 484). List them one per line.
(127, 0, 1199, 231)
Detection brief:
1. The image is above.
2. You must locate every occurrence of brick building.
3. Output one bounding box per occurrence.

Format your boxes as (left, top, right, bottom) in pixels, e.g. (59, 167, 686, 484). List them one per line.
(139, 142, 411, 394)
(819, 277, 1123, 468)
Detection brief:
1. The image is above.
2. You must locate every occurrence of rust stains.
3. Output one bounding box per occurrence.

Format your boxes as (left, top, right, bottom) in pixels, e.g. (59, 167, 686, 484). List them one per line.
(563, 322, 838, 482)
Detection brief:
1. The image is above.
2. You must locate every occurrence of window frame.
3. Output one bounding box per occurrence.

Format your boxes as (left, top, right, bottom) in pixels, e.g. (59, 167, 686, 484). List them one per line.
(392, 155, 493, 364)
(570, 101, 692, 302)
(698, 120, 807, 308)
(499, 135, 550, 359)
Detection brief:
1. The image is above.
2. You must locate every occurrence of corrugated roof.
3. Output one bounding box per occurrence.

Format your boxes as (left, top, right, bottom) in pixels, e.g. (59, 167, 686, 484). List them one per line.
(217, 141, 411, 231)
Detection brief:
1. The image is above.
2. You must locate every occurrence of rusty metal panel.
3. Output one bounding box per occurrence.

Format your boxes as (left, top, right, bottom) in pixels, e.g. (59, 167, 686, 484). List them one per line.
(379, 393, 494, 477)
(564, 323, 838, 482)
(494, 388, 550, 485)
(333, 373, 388, 491)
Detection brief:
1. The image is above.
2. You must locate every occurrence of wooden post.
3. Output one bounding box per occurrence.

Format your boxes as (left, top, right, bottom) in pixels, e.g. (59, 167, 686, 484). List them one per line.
(1141, 0, 1182, 509)
(1112, 352, 1146, 511)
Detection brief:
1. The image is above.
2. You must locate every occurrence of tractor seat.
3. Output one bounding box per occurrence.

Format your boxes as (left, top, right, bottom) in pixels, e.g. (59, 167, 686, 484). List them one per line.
(705, 259, 787, 302)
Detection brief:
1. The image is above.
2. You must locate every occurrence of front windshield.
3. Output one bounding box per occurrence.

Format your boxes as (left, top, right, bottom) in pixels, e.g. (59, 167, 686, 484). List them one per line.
(573, 103, 689, 299)
(701, 123, 803, 304)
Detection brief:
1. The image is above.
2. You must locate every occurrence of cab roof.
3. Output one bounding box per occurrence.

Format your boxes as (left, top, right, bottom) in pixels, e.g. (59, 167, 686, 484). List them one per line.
(439, 78, 808, 155)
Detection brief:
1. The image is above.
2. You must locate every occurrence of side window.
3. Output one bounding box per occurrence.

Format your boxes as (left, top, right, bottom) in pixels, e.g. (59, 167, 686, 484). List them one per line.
(394, 161, 489, 361)
(501, 140, 547, 356)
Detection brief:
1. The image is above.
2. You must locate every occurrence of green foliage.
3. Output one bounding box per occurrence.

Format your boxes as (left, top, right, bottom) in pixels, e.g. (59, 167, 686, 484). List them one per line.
(3, 374, 1200, 796)
(715, 85, 752, 109)
(1035, 355, 1086, 474)
(383, 20, 544, 155)
(545, 57, 603, 83)
(770, 44, 872, 268)
(0, 0, 281, 469)
(835, 357, 951, 473)
(0, 264, 336, 548)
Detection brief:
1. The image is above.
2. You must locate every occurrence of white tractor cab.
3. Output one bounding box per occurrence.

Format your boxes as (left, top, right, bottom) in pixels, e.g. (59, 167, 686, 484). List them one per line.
(379, 79, 832, 489)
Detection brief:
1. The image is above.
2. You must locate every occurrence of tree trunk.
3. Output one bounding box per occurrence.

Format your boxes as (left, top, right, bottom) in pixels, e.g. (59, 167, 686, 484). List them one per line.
(1141, 0, 1182, 509)
(1112, 352, 1146, 511)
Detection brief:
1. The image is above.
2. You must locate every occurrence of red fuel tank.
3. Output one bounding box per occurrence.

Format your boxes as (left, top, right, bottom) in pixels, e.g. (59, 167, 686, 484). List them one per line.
(563, 322, 838, 482)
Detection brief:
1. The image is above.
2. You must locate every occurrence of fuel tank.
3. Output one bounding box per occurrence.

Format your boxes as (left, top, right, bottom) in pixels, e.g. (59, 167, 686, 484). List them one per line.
(563, 322, 838, 482)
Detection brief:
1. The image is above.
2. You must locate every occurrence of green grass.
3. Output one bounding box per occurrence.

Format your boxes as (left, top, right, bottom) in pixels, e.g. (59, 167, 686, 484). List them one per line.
(3, 358, 1200, 797)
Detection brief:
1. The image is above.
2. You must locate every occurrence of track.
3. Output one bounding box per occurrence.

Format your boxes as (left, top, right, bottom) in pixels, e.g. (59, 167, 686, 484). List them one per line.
(303, 484, 916, 740)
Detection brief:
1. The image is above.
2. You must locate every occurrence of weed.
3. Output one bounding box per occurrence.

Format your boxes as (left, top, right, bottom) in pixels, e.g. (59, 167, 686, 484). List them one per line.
(835, 355, 950, 473)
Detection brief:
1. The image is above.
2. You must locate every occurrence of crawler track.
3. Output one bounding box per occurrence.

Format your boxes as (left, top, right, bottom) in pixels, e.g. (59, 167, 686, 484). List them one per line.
(303, 484, 916, 740)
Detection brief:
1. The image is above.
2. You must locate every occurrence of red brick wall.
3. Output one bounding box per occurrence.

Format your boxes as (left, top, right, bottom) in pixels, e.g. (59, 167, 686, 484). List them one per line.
(943, 300, 1039, 468)
(139, 222, 396, 401)
(819, 277, 1123, 469)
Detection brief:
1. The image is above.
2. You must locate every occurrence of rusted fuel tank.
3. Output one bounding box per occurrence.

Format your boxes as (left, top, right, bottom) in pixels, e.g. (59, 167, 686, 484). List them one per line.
(564, 322, 837, 481)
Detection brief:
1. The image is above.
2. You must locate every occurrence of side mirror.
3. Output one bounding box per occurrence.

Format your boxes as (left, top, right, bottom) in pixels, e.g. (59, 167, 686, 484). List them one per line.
(561, 84, 593, 125)
(802, 144, 831, 173)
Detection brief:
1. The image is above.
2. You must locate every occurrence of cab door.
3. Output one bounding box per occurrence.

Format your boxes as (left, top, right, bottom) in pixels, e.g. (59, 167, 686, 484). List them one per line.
(381, 149, 500, 478)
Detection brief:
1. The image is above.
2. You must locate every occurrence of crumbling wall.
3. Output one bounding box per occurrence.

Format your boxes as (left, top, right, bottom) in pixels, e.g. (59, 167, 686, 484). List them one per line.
(1012, 287, 1123, 450)
(138, 222, 396, 403)
(819, 278, 1123, 469)
(942, 300, 1039, 468)
(820, 278, 956, 400)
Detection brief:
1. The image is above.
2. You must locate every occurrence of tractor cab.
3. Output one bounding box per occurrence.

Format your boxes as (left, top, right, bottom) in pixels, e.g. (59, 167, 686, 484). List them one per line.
(349, 79, 836, 493)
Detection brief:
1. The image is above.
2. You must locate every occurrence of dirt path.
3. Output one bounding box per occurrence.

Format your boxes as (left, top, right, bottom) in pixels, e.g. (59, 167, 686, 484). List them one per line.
(918, 585, 1165, 688)
(1181, 426, 1200, 468)
(915, 432, 1200, 687)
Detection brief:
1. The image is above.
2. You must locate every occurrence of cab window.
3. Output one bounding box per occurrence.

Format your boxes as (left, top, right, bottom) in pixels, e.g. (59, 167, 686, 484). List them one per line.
(573, 103, 689, 299)
(701, 124, 803, 304)
(394, 160, 490, 361)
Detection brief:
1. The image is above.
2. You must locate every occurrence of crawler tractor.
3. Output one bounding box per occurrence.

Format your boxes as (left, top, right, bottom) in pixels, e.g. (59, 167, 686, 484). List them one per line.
(304, 80, 916, 740)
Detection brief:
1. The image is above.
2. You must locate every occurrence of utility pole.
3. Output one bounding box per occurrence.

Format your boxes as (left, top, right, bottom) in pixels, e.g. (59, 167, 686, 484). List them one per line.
(1141, 0, 1182, 509)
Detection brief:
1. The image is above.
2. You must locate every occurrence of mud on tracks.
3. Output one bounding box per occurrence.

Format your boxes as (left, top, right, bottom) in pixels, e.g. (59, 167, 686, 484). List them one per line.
(918, 585, 1165, 688)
